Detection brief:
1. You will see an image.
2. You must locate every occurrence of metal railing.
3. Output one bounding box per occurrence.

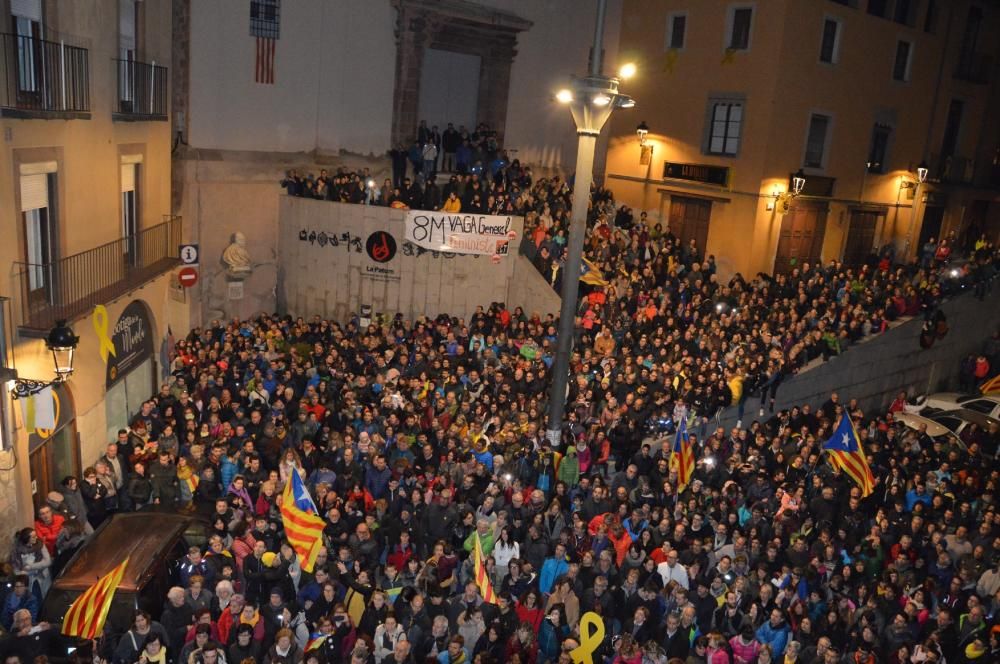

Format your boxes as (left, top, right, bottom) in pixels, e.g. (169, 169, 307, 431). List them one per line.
(114, 58, 167, 118)
(13, 216, 181, 331)
(930, 153, 974, 184)
(0, 32, 89, 113)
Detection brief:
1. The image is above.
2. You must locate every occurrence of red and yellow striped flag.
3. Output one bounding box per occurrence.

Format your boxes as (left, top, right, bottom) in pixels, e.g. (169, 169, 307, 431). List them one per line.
(473, 534, 497, 605)
(280, 472, 326, 572)
(62, 557, 129, 639)
(980, 374, 1000, 396)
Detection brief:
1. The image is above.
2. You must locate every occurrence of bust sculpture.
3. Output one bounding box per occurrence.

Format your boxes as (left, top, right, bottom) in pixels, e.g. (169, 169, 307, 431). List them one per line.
(222, 232, 252, 278)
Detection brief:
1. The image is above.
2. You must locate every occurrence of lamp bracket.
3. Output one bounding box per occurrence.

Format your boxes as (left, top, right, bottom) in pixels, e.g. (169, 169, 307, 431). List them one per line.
(9, 375, 62, 400)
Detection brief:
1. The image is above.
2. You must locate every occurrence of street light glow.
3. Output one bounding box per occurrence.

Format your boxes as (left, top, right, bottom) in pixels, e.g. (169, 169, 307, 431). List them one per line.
(555, 89, 574, 103)
(618, 62, 637, 79)
(592, 93, 611, 106)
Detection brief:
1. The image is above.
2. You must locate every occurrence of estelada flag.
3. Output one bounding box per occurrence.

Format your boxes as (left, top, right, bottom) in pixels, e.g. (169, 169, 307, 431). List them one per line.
(280, 472, 326, 572)
(580, 257, 609, 287)
(822, 414, 875, 497)
(62, 557, 130, 639)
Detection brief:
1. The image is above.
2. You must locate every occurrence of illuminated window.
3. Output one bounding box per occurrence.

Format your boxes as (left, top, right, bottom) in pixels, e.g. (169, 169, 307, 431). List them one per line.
(706, 100, 743, 156)
(249, 0, 280, 39)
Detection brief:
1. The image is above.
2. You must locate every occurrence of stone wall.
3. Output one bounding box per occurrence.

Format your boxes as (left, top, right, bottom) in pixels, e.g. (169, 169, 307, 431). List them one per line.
(278, 198, 527, 322)
(508, 254, 562, 318)
(719, 288, 1000, 427)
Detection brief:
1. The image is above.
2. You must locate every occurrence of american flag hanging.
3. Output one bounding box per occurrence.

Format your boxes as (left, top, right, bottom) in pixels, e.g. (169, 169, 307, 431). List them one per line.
(255, 36, 276, 84)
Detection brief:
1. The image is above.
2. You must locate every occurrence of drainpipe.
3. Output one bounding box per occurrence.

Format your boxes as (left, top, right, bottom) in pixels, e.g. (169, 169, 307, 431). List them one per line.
(923, 5, 954, 163)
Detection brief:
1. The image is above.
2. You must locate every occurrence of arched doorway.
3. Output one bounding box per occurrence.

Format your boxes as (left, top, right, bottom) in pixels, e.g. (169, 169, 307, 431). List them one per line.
(27, 383, 79, 510)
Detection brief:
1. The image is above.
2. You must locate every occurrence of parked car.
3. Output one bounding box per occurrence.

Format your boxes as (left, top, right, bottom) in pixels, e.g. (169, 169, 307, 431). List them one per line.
(41, 512, 207, 639)
(895, 408, 999, 450)
(906, 392, 1000, 419)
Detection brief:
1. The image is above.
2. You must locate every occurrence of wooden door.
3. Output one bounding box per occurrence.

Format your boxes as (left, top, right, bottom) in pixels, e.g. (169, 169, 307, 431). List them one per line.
(918, 206, 944, 249)
(668, 196, 712, 255)
(774, 203, 827, 274)
(843, 210, 882, 267)
(29, 426, 80, 511)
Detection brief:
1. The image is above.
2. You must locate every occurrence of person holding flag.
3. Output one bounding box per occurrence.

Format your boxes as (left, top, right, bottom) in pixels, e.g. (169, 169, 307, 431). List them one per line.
(472, 531, 497, 605)
(822, 411, 875, 497)
(673, 413, 695, 494)
(62, 557, 130, 641)
(279, 472, 326, 573)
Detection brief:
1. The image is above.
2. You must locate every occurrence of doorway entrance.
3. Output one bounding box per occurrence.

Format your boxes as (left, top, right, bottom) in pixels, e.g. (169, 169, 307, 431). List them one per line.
(843, 209, 884, 267)
(27, 384, 79, 511)
(668, 195, 712, 256)
(918, 205, 945, 249)
(418, 48, 480, 134)
(774, 202, 828, 273)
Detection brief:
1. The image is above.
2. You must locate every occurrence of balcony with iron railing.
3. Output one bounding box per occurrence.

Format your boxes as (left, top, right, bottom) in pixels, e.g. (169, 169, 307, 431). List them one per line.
(12, 215, 182, 331)
(0, 32, 89, 117)
(113, 58, 167, 120)
(929, 153, 975, 185)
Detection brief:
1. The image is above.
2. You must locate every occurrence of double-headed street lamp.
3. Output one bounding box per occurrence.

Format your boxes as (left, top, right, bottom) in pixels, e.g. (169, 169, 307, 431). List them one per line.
(546, 0, 636, 446)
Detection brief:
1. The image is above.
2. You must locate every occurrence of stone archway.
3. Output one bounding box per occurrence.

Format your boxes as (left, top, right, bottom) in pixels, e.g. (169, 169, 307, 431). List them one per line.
(390, 0, 532, 146)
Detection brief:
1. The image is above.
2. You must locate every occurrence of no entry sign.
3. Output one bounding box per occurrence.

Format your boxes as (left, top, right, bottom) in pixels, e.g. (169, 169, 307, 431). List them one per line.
(178, 267, 199, 288)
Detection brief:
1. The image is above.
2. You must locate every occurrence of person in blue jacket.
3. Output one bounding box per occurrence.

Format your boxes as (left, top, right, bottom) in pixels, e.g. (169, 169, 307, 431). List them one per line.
(755, 608, 791, 657)
(538, 543, 569, 595)
(0, 576, 39, 630)
(536, 604, 569, 663)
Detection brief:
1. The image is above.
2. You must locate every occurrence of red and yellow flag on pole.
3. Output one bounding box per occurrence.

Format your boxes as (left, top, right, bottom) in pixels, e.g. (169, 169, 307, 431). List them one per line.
(473, 533, 497, 605)
(61, 557, 130, 639)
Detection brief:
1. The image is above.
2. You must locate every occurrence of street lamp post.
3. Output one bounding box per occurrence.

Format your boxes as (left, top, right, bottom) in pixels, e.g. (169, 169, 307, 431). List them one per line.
(546, 0, 635, 447)
(906, 160, 929, 258)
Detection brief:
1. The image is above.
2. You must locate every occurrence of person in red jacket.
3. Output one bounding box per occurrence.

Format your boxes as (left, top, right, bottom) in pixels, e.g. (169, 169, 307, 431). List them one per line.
(33, 505, 65, 557)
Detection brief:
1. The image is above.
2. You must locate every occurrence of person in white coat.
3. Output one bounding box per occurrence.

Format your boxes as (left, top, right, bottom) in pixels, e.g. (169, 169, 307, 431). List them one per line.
(373, 614, 407, 663)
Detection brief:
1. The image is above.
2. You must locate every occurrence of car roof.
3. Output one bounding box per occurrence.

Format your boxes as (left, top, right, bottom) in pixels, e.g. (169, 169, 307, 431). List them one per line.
(939, 408, 1000, 427)
(896, 413, 952, 437)
(53, 513, 191, 592)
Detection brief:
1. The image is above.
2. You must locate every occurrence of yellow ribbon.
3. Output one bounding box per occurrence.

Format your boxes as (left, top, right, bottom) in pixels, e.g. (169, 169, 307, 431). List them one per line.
(570, 612, 606, 664)
(92, 305, 117, 363)
(663, 49, 678, 74)
(25, 393, 35, 431)
(721, 48, 736, 65)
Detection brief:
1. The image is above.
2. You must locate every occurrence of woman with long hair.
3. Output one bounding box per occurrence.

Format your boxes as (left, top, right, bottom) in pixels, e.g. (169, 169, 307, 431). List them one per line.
(11, 528, 52, 600)
(505, 622, 539, 664)
(515, 589, 544, 631)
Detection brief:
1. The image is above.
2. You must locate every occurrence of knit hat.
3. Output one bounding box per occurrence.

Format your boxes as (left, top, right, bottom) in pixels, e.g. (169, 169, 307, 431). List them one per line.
(965, 641, 986, 659)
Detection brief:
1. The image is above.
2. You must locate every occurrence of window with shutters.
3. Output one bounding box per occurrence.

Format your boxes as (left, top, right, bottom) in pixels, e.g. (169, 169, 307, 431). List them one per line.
(249, 0, 280, 38)
(893, 0, 913, 25)
(893, 40, 912, 81)
(867, 0, 888, 18)
(819, 18, 842, 64)
(726, 5, 754, 51)
(804, 114, 832, 169)
(11, 0, 43, 94)
(705, 99, 744, 156)
(867, 124, 892, 173)
(19, 165, 57, 297)
(121, 160, 140, 265)
(666, 12, 687, 50)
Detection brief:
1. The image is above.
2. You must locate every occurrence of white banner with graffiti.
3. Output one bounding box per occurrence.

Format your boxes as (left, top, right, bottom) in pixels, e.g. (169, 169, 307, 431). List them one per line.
(404, 211, 517, 257)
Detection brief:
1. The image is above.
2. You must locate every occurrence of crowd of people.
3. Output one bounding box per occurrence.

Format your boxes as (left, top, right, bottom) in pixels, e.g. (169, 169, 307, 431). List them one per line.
(2, 292, 997, 664)
(2, 124, 998, 664)
(282, 144, 998, 426)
